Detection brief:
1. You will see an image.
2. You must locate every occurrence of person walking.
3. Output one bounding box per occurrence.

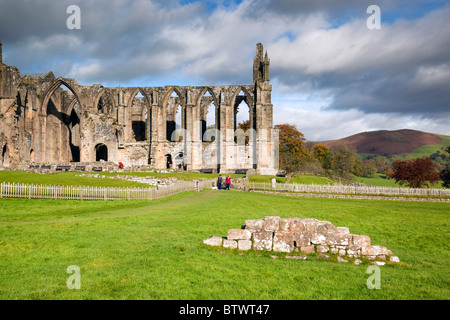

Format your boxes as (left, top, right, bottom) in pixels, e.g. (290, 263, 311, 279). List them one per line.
(225, 175, 231, 190)
(217, 174, 223, 190)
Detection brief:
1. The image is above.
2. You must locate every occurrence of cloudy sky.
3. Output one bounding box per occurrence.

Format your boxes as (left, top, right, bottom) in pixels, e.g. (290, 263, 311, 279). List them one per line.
(1, 0, 449, 141)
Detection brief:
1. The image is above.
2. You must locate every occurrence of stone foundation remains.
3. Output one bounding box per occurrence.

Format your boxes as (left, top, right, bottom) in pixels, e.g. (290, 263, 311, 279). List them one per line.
(203, 216, 400, 265)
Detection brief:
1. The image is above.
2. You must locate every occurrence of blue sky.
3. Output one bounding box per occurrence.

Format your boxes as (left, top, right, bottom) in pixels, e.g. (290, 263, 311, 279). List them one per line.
(1, 0, 449, 141)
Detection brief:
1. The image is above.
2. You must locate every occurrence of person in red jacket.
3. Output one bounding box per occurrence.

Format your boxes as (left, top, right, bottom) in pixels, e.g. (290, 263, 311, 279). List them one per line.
(118, 162, 124, 169)
(225, 175, 231, 190)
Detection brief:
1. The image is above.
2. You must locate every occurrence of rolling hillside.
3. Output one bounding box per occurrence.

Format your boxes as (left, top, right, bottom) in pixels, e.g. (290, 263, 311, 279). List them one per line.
(321, 129, 449, 157)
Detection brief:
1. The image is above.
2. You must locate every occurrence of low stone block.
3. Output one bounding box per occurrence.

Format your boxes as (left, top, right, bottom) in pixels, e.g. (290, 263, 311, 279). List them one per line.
(273, 231, 295, 252)
(203, 236, 223, 247)
(289, 218, 305, 232)
(352, 235, 371, 247)
(245, 219, 264, 232)
(263, 216, 280, 231)
(336, 227, 350, 234)
(253, 231, 273, 251)
(317, 254, 330, 260)
(361, 245, 392, 256)
(390, 256, 400, 263)
(311, 234, 327, 245)
(286, 255, 307, 260)
(316, 221, 337, 234)
(223, 239, 237, 249)
(300, 246, 315, 254)
(293, 231, 312, 247)
(238, 240, 252, 251)
(227, 229, 252, 240)
(338, 249, 346, 256)
(328, 233, 352, 246)
(279, 219, 290, 232)
(337, 256, 348, 263)
(317, 245, 329, 253)
(301, 218, 320, 233)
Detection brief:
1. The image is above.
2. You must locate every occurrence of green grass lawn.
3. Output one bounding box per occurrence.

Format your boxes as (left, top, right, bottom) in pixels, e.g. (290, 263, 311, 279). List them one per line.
(0, 171, 244, 188)
(0, 190, 449, 300)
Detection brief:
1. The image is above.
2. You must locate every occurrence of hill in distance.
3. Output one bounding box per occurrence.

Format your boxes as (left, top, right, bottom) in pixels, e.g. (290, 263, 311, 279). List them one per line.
(321, 129, 448, 156)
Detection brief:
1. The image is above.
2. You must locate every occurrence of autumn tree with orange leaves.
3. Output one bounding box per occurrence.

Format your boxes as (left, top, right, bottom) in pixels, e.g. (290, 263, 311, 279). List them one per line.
(274, 123, 311, 172)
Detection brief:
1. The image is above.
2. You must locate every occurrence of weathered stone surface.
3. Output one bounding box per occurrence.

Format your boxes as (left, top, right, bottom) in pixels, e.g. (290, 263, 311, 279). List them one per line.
(293, 231, 312, 247)
(317, 254, 330, 260)
(336, 227, 350, 234)
(300, 246, 315, 254)
(279, 219, 290, 232)
(361, 245, 392, 256)
(273, 231, 295, 252)
(289, 218, 305, 232)
(223, 239, 237, 249)
(263, 216, 280, 232)
(337, 256, 348, 263)
(311, 234, 327, 245)
(238, 240, 252, 251)
(253, 231, 273, 251)
(203, 236, 223, 247)
(372, 261, 386, 266)
(390, 256, 400, 263)
(317, 245, 329, 253)
(245, 219, 264, 232)
(328, 233, 352, 246)
(352, 235, 371, 247)
(286, 255, 307, 260)
(301, 218, 320, 232)
(354, 259, 362, 265)
(316, 221, 337, 234)
(227, 229, 251, 240)
(338, 249, 346, 256)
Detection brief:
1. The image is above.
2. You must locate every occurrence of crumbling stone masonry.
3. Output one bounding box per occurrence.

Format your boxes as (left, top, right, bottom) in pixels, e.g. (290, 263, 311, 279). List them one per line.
(0, 41, 278, 174)
(203, 216, 400, 265)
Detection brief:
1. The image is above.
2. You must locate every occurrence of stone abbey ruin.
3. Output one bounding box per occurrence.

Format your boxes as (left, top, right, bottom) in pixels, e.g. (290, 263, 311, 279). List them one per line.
(0, 42, 278, 174)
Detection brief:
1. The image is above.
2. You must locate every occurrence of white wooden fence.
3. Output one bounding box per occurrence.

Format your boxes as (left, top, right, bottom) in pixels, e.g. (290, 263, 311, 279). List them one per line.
(0, 180, 213, 201)
(243, 182, 450, 198)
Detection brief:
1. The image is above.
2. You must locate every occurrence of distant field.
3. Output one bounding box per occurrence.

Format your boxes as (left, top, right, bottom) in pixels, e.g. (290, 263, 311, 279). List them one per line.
(0, 190, 448, 299)
(396, 135, 450, 160)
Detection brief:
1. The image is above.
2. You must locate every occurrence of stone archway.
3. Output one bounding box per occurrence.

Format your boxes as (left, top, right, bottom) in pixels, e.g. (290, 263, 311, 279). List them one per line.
(95, 144, 108, 161)
(39, 78, 82, 163)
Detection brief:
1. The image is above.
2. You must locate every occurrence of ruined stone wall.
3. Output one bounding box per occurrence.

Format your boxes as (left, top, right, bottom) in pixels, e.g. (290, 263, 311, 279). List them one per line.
(0, 43, 278, 174)
(203, 216, 400, 265)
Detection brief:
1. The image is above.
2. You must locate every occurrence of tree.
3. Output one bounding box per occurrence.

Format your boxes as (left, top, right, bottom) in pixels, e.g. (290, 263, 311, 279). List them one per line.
(362, 159, 377, 178)
(274, 123, 310, 173)
(312, 144, 332, 170)
(329, 144, 360, 180)
(390, 156, 440, 188)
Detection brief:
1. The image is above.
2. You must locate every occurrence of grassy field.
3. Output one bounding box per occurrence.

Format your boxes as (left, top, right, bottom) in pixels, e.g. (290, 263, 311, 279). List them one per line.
(396, 135, 450, 160)
(0, 171, 243, 188)
(0, 190, 449, 300)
